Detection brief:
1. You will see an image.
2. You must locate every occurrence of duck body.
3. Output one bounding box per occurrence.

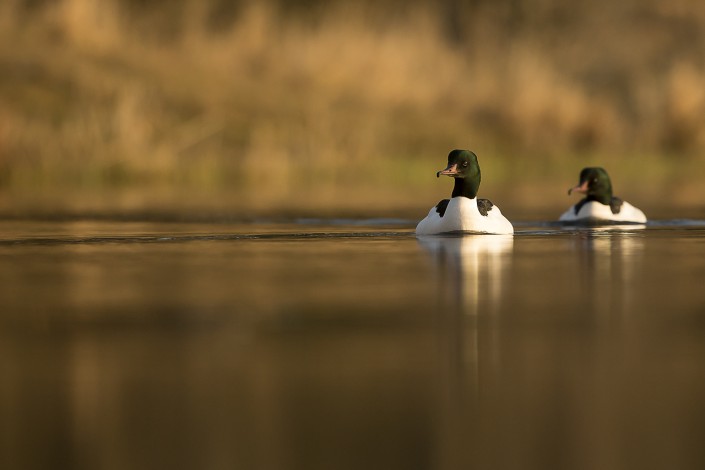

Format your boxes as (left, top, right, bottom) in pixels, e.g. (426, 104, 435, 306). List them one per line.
(559, 167, 647, 224)
(559, 200, 646, 224)
(417, 196, 514, 235)
(416, 150, 514, 235)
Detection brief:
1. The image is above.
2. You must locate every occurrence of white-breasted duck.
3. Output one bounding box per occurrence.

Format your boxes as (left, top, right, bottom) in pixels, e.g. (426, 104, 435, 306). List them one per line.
(559, 167, 647, 224)
(416, 150, 514, 235)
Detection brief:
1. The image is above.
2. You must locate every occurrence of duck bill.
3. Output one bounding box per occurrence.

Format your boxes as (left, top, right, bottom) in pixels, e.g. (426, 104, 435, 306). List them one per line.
(436, 163, 459, 178)
(568, 180, 589, 195)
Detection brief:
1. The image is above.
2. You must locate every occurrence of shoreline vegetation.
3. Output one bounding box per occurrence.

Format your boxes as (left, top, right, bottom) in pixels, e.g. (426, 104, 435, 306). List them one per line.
(1, 0, 704, 217)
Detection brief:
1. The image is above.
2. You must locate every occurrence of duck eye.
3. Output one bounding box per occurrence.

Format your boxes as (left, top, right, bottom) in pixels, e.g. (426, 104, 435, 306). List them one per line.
(462, 161, 469, 167)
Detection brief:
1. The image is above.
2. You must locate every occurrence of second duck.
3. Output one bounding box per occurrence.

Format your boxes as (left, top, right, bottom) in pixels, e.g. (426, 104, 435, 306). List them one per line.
(559, 167, 646, 224)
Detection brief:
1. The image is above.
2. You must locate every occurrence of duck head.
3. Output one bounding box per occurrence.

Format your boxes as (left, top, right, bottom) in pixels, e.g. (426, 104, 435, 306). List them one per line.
(568, 167, 613, 205)
(437, 149, 481, 199)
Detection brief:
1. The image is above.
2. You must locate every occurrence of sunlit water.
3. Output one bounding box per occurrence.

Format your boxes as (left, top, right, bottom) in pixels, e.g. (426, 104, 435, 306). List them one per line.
(2, 218, 705, 470)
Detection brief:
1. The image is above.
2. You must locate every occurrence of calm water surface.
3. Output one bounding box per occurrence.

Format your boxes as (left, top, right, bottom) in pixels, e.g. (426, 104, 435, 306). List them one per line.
(2, 218, 705, 470)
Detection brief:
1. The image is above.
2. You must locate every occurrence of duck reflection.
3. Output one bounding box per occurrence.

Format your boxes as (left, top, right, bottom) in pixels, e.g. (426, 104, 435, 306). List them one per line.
(417, 234, 513, 376)
(418, 234, 514, 316)
(572, 225, 645, 323)
(418, 234, 513, 469)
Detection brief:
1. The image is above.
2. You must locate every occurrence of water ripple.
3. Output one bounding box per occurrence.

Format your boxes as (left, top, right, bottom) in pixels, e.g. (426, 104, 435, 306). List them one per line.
(1, 218, 705, 246)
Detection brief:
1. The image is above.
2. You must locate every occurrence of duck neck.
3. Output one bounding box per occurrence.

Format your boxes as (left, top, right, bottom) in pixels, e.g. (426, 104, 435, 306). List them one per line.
(587, 190, 612, 206)
(451, 177, 479, 199)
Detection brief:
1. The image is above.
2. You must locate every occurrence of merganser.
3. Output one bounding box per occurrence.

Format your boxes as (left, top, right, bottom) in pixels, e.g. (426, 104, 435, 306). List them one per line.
(416, 150, 514, 235)
(559, 167, 646, 224)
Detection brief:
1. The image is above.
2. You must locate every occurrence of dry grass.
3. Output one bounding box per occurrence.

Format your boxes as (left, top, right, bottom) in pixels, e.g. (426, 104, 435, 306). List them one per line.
(1, 0, 705, 216)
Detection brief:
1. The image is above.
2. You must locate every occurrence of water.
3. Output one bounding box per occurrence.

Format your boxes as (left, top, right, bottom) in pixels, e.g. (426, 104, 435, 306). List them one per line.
(2, 218, 705, 470)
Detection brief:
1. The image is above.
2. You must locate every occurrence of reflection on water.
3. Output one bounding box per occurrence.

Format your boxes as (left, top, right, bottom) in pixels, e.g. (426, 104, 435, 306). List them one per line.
(2, 220, 705, 470)
(419, 225, 705, 470)
(418, 234, 514, 470)
(574, 227, 645, 326)
(0, 226, 438, 470)
(418, 234, 513, 315)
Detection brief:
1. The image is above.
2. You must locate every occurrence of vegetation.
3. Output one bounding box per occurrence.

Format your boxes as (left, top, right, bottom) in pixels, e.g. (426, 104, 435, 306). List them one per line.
(1, 0, 704, 217)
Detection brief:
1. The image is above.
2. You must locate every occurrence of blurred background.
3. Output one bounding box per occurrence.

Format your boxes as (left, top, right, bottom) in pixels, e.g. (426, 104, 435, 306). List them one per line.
(1, 0, 704, 220)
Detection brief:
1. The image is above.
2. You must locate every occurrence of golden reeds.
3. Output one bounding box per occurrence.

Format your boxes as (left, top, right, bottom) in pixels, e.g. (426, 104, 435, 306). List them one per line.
(1, 0, 704, 214)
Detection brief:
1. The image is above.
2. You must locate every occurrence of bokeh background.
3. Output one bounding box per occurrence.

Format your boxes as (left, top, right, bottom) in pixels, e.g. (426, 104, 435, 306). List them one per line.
(2, 0, 705, 220)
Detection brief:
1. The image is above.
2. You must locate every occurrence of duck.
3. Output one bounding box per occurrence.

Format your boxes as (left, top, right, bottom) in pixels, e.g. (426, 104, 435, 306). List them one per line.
(559, 167, 647, 224)
(416, 150, 514, 235)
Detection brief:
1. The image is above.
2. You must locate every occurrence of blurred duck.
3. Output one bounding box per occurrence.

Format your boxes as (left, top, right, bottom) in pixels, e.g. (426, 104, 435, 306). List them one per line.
(416, 150, 514, 235)
(559, 167, 647, 224)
